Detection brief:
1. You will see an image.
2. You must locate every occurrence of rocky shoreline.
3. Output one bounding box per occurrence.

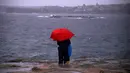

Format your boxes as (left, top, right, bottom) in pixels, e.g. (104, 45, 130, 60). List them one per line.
(0, 58, 130, 73)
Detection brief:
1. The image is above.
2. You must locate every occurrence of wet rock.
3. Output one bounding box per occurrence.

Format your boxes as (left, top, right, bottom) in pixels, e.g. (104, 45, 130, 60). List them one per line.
(8, 58, 24, 62)
(83, 68, 102, 73)
(121, 64, 130, 73)
(99, 70, 104, 73)
(1, 59, 130, 73)
(0, 64, 20, 68)
(48, 71, 82, 73)
(32, 67, 42, 71)
(77, 64, 94, 68)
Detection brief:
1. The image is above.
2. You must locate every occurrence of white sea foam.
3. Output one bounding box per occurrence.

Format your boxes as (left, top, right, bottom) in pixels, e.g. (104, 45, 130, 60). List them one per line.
(37, 16, 44, 17)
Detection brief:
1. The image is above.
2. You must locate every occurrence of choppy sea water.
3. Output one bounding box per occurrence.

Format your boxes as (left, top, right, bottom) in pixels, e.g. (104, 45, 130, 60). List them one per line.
(0, 13, 130, 62)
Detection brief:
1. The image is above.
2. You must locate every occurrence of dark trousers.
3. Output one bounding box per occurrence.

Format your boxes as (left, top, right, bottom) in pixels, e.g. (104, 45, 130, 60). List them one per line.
(58, 47, 70, 65)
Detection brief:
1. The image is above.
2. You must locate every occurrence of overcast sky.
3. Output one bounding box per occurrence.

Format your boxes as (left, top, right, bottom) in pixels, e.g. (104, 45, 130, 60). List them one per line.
(0, 0, 130, 6)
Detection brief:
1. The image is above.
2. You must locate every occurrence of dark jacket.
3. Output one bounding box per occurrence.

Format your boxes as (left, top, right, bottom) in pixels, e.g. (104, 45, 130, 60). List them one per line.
(57, 39, 71, 49)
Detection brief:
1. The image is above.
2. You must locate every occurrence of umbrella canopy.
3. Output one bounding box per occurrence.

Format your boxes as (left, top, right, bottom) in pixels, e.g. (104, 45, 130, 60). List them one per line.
(50, 28, 74, 41)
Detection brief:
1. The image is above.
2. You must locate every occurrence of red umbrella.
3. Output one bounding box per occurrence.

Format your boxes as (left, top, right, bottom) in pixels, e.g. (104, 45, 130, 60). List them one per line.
(50, 28, 74, 41)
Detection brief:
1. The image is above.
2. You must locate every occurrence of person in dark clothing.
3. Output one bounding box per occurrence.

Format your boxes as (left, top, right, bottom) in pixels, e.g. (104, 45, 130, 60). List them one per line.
(57, 39, 71, 66)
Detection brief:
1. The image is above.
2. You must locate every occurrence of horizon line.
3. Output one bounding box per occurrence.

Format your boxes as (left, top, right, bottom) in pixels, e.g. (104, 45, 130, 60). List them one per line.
(0, 3, 129, 7)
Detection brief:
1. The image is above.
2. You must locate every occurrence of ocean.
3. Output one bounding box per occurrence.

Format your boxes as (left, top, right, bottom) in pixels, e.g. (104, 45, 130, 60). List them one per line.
(0, 13, 130, 62)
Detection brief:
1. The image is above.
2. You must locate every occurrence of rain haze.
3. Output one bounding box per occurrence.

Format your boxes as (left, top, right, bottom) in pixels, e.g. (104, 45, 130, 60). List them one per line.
(0, 0, 130, 72)
(0, 0, 130, 6)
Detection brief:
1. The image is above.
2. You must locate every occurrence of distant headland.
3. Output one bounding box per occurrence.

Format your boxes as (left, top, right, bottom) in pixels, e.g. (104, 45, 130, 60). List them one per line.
(0, 3, 130, 14)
